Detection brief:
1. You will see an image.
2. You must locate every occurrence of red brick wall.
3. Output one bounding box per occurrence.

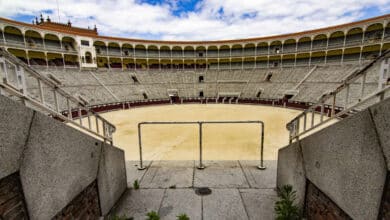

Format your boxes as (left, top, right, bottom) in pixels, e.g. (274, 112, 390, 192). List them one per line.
(53, 180, 101, 219)
(305, 181, 352, 220)
(0, 172, 29, 219)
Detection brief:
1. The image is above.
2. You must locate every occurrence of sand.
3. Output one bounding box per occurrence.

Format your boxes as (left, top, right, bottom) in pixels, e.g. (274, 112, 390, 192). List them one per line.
(93, 104, 317, 161)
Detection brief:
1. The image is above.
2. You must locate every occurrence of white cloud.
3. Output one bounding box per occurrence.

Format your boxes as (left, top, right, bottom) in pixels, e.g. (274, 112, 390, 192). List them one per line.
(0, 0, 389, 40)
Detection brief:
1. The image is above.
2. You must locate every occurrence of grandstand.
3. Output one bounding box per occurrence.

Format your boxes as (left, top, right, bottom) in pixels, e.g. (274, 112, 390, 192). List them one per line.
(0, 13, 390, 220)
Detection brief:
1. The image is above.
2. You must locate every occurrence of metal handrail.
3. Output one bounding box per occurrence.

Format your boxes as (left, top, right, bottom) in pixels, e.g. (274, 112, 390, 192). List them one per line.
(137, 120, 266, 170)
(0, 48, 116, 144)
(286, 50, 390, 142)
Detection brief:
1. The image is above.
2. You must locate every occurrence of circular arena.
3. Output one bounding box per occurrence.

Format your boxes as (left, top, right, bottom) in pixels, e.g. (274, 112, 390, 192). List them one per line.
(0, 7, 390, 220)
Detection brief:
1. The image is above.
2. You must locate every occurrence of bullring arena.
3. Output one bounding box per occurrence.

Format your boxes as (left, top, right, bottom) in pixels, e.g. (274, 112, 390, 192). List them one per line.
(0, 10, 390, 220)
(103, 104, 303, 161)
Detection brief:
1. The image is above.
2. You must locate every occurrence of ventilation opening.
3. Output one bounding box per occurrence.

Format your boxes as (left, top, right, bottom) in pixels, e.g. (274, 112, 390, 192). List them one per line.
(199, 91, 204, 97)
(256, 91, 262, 98)
(265, 73, 273, 82)
(284, 94, 294, 100)
(199, 75, 204, 83)
(142, 92, 148, 99)
(131, 76, 139, 83)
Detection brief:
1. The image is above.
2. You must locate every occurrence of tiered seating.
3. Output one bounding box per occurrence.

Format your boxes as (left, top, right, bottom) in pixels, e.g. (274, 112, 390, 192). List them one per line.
(23, 60, 373, 108)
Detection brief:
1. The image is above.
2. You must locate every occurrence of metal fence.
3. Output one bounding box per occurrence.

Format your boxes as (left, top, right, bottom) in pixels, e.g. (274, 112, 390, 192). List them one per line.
(137, 120, 266, 170)
(0, 48, 116, 144)
(286, 50, 390, 143)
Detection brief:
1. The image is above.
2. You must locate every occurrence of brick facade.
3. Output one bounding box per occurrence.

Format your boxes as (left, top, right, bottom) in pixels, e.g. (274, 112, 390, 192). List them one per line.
(0, 172, 29, 219)
(305, 181, 351, 220)
(53, 180, 101, 219)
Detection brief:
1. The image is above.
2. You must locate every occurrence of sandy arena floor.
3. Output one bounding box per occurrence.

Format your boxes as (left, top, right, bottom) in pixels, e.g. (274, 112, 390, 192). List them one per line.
(94, 104, 312, 161)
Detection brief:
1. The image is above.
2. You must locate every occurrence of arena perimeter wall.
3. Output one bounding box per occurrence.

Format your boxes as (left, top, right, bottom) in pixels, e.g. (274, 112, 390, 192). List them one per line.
(0, 94, 127, 220)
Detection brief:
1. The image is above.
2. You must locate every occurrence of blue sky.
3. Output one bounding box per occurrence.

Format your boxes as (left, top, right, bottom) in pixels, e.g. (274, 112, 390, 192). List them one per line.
(1, 0, 389, 40)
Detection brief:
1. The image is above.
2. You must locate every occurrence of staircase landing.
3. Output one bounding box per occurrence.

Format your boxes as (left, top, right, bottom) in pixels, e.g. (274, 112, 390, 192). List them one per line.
(110, 160, 277, 220)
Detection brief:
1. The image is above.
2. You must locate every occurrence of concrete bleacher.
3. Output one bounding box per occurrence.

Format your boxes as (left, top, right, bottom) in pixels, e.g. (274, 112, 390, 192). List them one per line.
(27, 60, 385, 109)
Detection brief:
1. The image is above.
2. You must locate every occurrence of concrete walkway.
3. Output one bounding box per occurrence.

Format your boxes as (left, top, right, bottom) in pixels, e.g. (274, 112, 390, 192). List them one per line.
(110, 160, 277, 220)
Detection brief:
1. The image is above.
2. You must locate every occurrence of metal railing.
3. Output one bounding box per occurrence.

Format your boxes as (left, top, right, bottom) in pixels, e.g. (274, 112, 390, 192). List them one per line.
(137, 120, 266, 170)
(287, 50, 390, 143)
(0, 48, 116, 144)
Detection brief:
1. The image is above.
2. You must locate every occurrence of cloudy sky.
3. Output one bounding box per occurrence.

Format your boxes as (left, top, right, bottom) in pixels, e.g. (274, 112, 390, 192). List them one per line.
(0, 0, 389, 40)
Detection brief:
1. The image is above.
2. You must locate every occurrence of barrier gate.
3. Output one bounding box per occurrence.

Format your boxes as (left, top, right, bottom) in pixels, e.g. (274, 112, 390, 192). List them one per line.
(137, 120, 266, 170)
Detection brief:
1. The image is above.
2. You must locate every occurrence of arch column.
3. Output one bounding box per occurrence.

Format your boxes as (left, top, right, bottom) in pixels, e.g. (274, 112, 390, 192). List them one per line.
(341, 34, 347, 65)
(267, 56, 269, 68)
(26, 50, 30, 66)
(379, 21, 386, 56)
(1, 30, 5, 44)
(62, 53, 65, 68)
(229, 47, 232, 70)
(254, 46, 257, 69)
(308, 38, 313, 67)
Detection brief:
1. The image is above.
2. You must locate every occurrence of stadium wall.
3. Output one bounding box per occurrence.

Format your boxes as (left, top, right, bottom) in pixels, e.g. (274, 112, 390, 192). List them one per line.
(277, 97, 390, 219)
(0, 94, 127, 220)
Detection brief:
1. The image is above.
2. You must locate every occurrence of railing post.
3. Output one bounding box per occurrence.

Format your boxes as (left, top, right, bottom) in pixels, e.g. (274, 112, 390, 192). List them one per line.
(258, 122, 266, 170)
(67, 98, 72, 120)
(197, 122, 205, 169)
(95, 117, 100, 134)
(331, 94, 336, 117)
(138, 123, 146, 170)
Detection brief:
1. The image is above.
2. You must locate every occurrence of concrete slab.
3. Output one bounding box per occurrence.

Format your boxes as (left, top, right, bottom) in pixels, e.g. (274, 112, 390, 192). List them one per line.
(300, 110, 386, 220)
(159, 189, 202, 220)
(240, 189, 277, 220)
(203, 188, 248, 220)
(194, 161, 249, 188)
(98, 143, 127, 215)
(240, 160, 277, 189)
(276, 142, 306, 208)
(111, 189, 165, 220)
(20, 112, 102, 220)
(369, 97, 390, 170)
(141, 161, 194, 188)
(0, 95, 34, 179)
(126, 160, 152, 188)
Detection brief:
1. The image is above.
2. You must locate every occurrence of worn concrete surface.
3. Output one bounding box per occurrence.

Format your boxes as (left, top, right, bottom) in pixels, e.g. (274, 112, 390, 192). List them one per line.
(203, 189, 248, 220)
(0, 95, 34, 179)
(20, 112, 102, 220)
(240, 189, 278, 220)
(276, 142, 306, 208)
(194, 161, 249, 188)
(300, 109, 387, 220)
(240, 160, 277, 189)
(112, 189, 165, 220)
(111, 160, 277, 220)
(159, 189, 202, 220)
(141, 161, 194, 188)
(98, 143, 127, 215)
(126, 160, 152, 188)
(369, 97, 390, 170)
